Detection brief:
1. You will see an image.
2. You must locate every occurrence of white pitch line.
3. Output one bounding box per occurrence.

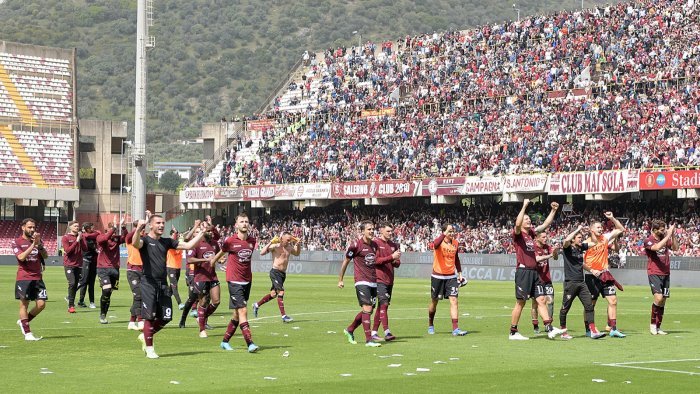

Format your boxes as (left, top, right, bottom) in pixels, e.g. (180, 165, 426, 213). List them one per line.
(603, 358, 700, 365)
(601, 364, 700, 376)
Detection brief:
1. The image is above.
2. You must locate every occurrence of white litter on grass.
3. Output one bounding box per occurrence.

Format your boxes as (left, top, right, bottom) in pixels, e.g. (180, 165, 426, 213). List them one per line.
(392, 354, 403, 357)
(403, 373, 416, 376)
(108, 315, 117, 318)
(263, 377, 277, 380)
(449, 358, 460, 361)
(471, 345, 478, 348)
(282, 351, 289, 357)
(327, 331, 337, 334)
(40, 368, 53, 375)
(462, 313, 470, 316)
(378, 355, 392, 359)
(292, 326, 301, 330)
(283, 334, 288, 337)
(592, 379, 606, 383)
(433, 361, 446, 364)
(675, 336, 683, 338)
(169, 381, 180, 385)
(564, 374, 569, 376)
(623, 381, 632, 384)
(61, 321, 71, 324)
(416, 368, 430, 372)
(388, 364, 402, 368)
(251, 325, 259, 328)
(674, 321, 681, 324)
(340, 374, 352, 377)
(503, 306, 510, 309)
(550, 375, 555, 378)
(270, 332, 279, 336)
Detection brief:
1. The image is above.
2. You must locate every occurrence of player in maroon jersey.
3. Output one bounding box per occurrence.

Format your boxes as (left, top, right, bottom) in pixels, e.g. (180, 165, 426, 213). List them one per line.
(338, 220, 388, 348)
(644, 220, 679, 335)
(96, 217, 128, 324)
(509, 199, 565, 340)
(529, 231, 559, 336)
(13, 218, 49, 341)
(62, 220, 86, 314)
(253, 231, 301, 323)
(209, 212, 260, 353)
(186, 222, 221, 338)
(370, 222, 401, 342)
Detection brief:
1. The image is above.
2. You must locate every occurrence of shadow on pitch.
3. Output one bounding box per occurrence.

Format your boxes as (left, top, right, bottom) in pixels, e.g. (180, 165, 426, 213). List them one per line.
(159, 351, 217, 358)
(46, 335, 84, 339)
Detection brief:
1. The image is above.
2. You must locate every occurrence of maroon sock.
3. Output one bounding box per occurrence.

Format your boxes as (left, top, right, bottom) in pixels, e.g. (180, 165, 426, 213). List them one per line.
(143, 320, 154, 346)
(379, 304, 389, 331)
(658, 306, 665, 328)
(532, 319, 539, 327)
(651, 304, 659, 325)
(451, 318, 459, 330)
(223, 319, 239, 342)
(608, 319, 617, 330)
(347, 312, 363, 333)
(20, 318, 30, 334)
(277, 295, 286, 316)
(130, 315, 136, 323)
(27, 312, 36, 322)
(543, 319, 553, 332)
(240, 321, 253, 345)
(205, 303, 218, 318)
(257, 294, 273, 307)
(372, 307, 381, 332)
(361, 311, 372, 341)
(198, 306, 207, 331)
(428, 310, 436, 327)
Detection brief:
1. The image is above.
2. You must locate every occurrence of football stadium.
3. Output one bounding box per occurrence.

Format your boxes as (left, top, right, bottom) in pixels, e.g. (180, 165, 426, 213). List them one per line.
(1, 0, 700, 392)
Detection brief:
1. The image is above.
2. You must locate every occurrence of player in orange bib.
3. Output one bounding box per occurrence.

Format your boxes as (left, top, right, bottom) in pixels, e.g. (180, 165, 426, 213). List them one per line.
(583, 211, 626, 338)
(126, 220, 145, 331)
(427, 223, 467, 336)
(166, 227, 184, 309)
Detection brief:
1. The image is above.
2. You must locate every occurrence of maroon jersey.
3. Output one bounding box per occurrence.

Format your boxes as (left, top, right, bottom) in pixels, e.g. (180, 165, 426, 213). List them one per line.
(189, 239, 220, 282)
(374, 237, 401, 285)
(222, 234, 256, 283)
(345, 238, 378, 285)
(534, 243, 552, 283)
(644, 236, 672, 275)
(513, 228, 537, 269)
(13, 237, 43, 280)
(97, 226, 127, 269)
(62, 233, 86, 268)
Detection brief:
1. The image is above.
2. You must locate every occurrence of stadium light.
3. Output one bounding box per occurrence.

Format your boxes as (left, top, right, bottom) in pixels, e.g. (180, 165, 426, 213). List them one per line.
(352, 30, 361, 49)
(119, 140, 133, 222)
(513, 4, 521, 22)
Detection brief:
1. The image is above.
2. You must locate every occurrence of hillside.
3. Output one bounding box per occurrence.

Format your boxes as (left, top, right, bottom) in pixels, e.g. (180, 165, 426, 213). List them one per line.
(0, 0, 617, 162)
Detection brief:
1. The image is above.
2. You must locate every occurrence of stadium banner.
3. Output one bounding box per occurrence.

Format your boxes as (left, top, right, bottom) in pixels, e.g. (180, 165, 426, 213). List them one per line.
(547, 169, 640, 195)
(274, 183, 332, 200)
(360, 108, 396, 118)
(243, 185, 276, 200)
(180, 187, 215, 202)
(214, 186, 243, 200)
(640, 170, 700, 190)
(461, 176, 503, 195)
(246, 119, 275, 132)
(419, 177, 467, 196)
(503, 174, 548, 193)
(330, 180, 418, 199)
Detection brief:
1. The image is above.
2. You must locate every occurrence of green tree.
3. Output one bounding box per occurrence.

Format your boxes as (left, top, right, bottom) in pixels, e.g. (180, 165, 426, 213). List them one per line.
(158, 170, 185, 192)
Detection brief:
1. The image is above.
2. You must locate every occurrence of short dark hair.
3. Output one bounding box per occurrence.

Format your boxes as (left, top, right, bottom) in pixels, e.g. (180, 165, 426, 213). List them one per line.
(149, 214, 163, 223)
(82, 222, 94, 231)
(441, 223, 451, 232)
(237, 212, 249, 220)
(379, 221, 392, 230)
(651, 220, 667, 231)
(360, 220, 374, 231)
(21, 218, 36, 227)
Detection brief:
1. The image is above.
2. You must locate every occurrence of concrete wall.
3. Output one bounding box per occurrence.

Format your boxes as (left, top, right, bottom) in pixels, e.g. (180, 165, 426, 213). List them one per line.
(77, 120, 128, 215)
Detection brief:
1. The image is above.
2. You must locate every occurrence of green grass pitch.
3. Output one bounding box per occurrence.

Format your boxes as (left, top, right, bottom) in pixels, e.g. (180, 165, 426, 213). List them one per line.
(1, 266, 699, 393)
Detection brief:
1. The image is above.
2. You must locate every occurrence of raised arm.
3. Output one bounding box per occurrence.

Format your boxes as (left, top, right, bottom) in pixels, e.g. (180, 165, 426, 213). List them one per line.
(291, 239, 301, 256)
(670, 225, 680, 252)
(177, 228, 206, 250)
(534, 201, 559, 233)
(562, 225, 583, 249)
(514, 199, 530, 235)
(604, 212, 626, 240)
(132, 220, 147, 249)
(647, 224, 675, 252)
(260, 241, 277, 256)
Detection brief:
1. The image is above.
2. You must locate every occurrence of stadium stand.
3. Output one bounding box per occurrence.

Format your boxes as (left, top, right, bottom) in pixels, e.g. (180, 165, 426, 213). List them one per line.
(202, 0, 700, 185)
(0, 219, 58, 255)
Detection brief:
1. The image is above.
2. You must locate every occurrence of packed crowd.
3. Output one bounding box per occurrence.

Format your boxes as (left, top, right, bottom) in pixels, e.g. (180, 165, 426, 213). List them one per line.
(207, 199, 700, 257)
(215, 0, 700, 185)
